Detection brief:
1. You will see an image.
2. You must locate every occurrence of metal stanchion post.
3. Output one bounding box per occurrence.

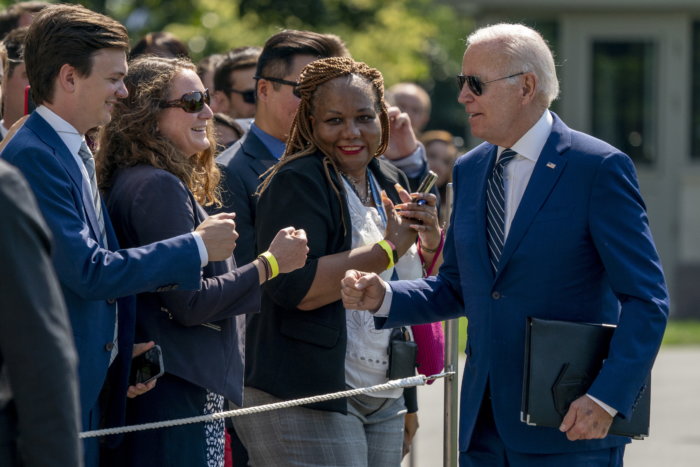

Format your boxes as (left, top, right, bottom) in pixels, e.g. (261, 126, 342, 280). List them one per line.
(442, 183, 459, 467)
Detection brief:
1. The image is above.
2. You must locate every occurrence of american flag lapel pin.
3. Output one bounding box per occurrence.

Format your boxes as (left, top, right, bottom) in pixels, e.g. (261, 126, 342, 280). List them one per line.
(546, 162, 556, 169)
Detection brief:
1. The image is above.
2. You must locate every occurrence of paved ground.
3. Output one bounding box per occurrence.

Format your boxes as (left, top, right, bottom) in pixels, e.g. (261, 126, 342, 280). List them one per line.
(403, 347, 700, 466)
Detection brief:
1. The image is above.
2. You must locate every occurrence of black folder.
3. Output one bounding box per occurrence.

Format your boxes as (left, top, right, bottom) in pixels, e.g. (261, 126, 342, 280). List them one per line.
(521, 317, 651, 439)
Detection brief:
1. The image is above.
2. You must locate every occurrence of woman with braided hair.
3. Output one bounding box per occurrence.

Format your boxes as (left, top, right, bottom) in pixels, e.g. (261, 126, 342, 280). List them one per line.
(234, 57, 444, 465)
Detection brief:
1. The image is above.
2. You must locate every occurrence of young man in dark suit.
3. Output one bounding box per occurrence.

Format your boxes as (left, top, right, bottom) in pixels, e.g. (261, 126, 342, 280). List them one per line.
(0, 5, 238, 465)
(342, 23, 668, 466)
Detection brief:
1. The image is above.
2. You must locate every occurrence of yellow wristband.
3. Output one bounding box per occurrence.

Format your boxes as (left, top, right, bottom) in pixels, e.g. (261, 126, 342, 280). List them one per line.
(259, 251, 279, 279)
(376, 240, 396, 270)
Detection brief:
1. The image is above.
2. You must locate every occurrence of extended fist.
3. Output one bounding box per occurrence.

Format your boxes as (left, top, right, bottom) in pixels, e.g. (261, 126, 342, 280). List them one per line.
(340, 269, 388, 312)
(267, 227, 308, 273)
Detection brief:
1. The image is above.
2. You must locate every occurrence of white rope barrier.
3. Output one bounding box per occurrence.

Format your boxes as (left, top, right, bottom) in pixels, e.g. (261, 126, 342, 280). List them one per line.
(79, 372, 453, 439)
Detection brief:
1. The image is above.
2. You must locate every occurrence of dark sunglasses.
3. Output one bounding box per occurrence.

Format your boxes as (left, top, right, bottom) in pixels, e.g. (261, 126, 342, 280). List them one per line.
(226, 88, 256, 104)
(160, 89, 210, 113)
(254, 75, 300, 97)
(456, 71, 525, 96)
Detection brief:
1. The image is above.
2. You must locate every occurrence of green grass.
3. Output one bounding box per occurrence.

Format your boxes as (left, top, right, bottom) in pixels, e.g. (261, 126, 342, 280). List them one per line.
(451, 318, 700, 353)
(661, 320, 700, 346)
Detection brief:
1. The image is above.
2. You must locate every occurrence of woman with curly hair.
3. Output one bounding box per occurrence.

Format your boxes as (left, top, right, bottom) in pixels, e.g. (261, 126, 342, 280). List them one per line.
(234, 57, 444, 466)
(97, 55, 308, 467)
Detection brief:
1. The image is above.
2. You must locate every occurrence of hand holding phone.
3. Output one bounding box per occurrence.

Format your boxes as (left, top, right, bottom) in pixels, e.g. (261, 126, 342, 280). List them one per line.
(130, 344, 164, 385)
(414, 170, 438, 206)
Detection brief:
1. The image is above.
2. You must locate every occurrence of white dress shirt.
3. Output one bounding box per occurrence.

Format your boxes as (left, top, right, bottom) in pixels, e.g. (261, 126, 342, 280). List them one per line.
(500, 110, 552, 238)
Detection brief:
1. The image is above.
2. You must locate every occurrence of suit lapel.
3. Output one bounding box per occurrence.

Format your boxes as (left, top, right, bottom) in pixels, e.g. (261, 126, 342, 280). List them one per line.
(26, 113, 104, 245)
(243, 131, 278, 178)
(495, 116, 572, 279)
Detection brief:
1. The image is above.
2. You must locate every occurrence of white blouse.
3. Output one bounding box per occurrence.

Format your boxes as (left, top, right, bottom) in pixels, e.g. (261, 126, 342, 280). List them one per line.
(343, 174, 423, 399)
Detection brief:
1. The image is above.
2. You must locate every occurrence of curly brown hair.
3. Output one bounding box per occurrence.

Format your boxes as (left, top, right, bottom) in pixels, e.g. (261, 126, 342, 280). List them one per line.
(257, 57, 389, 196)
(97, 55, 220, 207)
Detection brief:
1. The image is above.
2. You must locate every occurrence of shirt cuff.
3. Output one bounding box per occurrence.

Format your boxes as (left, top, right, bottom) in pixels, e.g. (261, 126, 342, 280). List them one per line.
(386, 143, 426, 178)
(191, 231, 208, 267)
(373, 281, 393, 317)
(586, 394, 618, 417)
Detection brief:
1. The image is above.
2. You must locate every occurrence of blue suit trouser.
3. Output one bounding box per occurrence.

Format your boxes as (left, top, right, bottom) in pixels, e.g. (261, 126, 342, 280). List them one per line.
(460, 390, 624, 467)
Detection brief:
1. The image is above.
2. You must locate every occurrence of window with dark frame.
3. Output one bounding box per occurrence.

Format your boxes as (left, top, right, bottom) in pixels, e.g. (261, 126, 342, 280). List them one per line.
(591, 40, 657, 166)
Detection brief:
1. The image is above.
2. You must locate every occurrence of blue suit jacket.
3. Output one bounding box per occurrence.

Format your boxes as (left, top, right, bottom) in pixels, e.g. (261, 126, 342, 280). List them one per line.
(379, 113, 669, 454)
(1, 112, 203, 430)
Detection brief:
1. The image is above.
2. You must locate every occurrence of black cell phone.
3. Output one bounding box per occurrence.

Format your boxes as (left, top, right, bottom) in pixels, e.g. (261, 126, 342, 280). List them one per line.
(129, 345, 164, 385)
(415, 170, 438, 206)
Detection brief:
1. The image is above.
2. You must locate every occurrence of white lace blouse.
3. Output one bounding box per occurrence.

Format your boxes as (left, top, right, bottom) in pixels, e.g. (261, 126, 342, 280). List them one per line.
(342, 173, 423, 399)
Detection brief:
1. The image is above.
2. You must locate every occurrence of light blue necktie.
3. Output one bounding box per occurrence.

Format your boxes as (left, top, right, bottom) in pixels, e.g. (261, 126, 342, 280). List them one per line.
(486, 148, 516, 272)
(78, 141, 107, 245)
(79, 141, 117, 363)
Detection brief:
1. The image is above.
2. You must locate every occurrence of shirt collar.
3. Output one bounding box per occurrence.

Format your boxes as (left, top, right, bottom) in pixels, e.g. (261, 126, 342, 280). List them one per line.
(499, 110, 553, 162)
(35, 105, 85, 156)
(250, 122, 286, 160)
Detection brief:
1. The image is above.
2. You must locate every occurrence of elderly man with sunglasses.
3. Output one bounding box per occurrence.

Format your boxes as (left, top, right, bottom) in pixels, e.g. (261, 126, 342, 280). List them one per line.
(341, 23, 668, 467)
(0, 6, 240, 466)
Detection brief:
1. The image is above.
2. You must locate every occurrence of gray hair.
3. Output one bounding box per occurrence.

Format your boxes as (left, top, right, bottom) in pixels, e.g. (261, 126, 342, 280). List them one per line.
(466, 23, 559, 107)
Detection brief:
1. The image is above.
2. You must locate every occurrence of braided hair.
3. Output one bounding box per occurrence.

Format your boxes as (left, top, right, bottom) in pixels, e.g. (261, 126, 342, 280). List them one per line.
(257, 57, 390, 196)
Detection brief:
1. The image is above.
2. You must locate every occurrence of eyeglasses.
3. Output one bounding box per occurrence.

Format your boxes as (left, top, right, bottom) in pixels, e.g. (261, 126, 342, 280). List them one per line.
(160, 89, 210, 113)
(226, 88, 256, 104)
(254, 75, 300, 97)
(456, 72, 525, 96)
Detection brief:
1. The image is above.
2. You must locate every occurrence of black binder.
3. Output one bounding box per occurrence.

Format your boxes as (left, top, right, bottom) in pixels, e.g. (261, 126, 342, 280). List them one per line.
(521, 317, 651, 439)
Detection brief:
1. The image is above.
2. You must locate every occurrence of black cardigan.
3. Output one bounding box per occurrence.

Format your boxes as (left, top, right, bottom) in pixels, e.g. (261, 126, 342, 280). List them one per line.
(248, 153, 414, 413)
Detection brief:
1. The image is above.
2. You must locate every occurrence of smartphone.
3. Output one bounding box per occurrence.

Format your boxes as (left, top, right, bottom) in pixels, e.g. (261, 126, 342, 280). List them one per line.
(415, 170, 438, 206)
(129, 345, 164, 385)
(24, 85, 36, 115)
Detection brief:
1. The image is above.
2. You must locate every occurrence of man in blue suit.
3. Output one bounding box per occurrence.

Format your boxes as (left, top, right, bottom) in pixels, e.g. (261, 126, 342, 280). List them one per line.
(341, 23, 668, 466)
(0, 5, 238, 465)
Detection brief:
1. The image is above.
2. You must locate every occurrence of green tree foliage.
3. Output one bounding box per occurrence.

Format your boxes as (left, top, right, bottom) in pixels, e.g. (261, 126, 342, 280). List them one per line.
(4, 0, 471, 135)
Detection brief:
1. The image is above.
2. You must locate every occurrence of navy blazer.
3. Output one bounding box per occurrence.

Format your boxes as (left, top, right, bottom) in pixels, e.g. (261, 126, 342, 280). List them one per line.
(0, 112, 203, 430)
(378, 113, 669, 454)
(212, 130, 277, 265)
(106, 165, 260, 405)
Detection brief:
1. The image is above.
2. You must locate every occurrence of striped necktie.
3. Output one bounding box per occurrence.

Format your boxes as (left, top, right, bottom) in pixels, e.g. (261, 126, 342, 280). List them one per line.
(78, 141, 107, 245)
(486, 148, 516, 272)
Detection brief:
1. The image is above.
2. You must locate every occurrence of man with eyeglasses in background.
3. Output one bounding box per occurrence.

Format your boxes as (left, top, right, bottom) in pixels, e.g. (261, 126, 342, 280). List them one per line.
(212, 46, 260, 122)
(212, 29, 349, 266)
(341, 23, 668, 466)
